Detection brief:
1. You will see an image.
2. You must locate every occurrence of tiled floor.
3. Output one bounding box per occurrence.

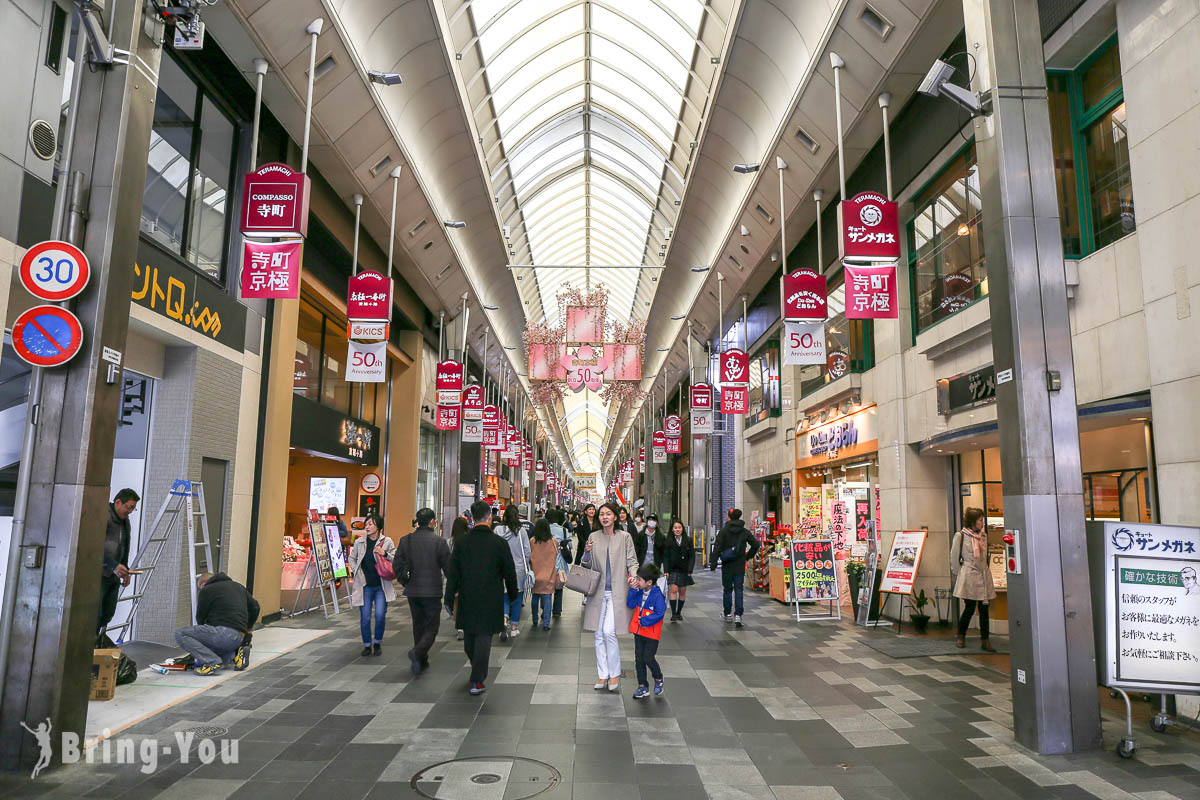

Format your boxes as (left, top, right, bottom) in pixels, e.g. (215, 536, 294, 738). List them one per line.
(6, 571, 1200, 799)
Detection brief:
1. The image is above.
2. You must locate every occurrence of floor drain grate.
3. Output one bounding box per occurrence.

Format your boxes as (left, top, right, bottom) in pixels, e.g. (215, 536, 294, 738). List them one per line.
(182, 725, 229, 738)
(411, 756, 561, 799)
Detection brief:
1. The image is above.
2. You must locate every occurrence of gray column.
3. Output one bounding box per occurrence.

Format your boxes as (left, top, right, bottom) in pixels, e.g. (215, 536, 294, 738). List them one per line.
(964, 0, 1101, 754)
(0, 0, 163, 770)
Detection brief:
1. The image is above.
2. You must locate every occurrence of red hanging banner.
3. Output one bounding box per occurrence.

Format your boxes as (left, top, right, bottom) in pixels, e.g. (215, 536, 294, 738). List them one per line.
(435, 405, 461, 430)
(781, 267, 827, 320)
(720, 349, 750, 386)
(844, 263, 899, 319)
(665, 437, 682, 454)
(838, 191, 900, 262)
(436, 360, 464, 406)
(240, 239, 302, 299)
(664, 414, 682, 438)
(690, 383, 714, 410)
(240, 162, 311, 238)
(721, 386, 749, 415)
(347, 271, 393, 322)
(652, 431, 667, 449)
(462, 386, 485, 419)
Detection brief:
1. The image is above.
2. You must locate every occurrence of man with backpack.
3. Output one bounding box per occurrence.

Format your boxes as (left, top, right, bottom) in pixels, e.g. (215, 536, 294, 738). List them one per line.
(710, 508, 759, 627)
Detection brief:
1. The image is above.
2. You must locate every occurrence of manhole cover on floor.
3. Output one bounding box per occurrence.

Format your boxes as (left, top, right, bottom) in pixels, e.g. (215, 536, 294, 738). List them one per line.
(181, 725, 228, 738)
(411, 756, 562, 800)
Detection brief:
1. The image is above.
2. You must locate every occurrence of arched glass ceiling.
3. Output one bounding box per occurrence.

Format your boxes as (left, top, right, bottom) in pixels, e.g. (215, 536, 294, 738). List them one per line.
(444, 0, 729, 472)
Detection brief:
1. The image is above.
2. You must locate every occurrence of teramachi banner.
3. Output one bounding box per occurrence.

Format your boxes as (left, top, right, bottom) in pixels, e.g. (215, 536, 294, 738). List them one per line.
(781, 268, 827, 320)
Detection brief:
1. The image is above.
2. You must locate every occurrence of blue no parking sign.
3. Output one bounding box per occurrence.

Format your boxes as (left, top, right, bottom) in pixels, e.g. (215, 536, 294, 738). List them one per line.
(12, 305, 84, 367)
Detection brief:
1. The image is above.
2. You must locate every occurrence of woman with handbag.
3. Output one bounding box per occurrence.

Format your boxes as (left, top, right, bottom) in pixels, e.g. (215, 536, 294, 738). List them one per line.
(529, 519, 562, 631)
(951, 507, 996, 651)
(660, 519, 695, 621)
(495, 505, 533, 639)
(348, 515, 396, 656)
(581, 502, 639, 691)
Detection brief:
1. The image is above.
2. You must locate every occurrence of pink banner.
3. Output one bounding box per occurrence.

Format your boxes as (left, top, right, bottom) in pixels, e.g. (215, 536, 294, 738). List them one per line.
(604, 343, 642, 381)
(565, 305, 604, 342)
(844, 264, 898, 319)
(240, 239, 302, 299)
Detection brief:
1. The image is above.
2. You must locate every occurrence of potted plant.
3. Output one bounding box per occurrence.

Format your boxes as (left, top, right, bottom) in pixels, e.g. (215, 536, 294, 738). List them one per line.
(907, 589, 931, 634)
(845, 560, 866, 617)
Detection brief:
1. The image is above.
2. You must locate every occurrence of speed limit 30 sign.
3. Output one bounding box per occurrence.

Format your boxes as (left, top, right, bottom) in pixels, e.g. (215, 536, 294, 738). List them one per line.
(20, 240, 91, 301)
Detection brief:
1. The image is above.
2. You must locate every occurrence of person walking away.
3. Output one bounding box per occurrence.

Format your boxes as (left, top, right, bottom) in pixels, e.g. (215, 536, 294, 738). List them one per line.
(548, 509, 571, 617)
(710, 509, 759, 627)
(620, 507, 647, 564)
(445, 501, 518, 695)
(529, 519, 561, 631)
(951, 507, 996, 651)
(582, 502, 639, 691)
(626, 564, 667, 698)
(393, 508, 450, 676)
(175, 573, 260, 675)
(495, 505, 532, 638)
(661, 519, 695, 621)
(99, 489, 139, 639)
(349, 515, 396, 656)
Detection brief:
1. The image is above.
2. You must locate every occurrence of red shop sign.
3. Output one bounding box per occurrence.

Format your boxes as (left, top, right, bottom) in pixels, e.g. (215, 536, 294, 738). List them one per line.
(652, 430, 667, 448)
(690, 383, 713, 410)
(462, 386, 485, 419)
(665, 437, 682, 454)
(664, 414, 682, 438)
(347, 271, 393, 322)
(721, 386, 749, 415)
(240, 162, 311, 238)
(240, 239, 302, 299)
(838, 192, 900, 262)
(844, 263, 898, 319)
(435, 404, 461, 430)
(436, 360, 464, 392)
(720, 349, 750, 386)
(483, 404, 500, 427)
(781, 268, 827, 320)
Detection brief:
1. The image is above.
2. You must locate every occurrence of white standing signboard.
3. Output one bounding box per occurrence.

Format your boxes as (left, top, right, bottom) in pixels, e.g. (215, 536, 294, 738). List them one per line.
(879, 530, 927, 595)
(1100, 521, 1200, 693)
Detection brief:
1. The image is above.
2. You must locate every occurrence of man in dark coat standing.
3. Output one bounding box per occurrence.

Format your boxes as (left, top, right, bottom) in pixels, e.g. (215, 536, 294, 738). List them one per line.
(394, 507, 450, 677)
(98, 488, 139, 638)
(445, 500, 518, 695)
(710, 508, 759, 627)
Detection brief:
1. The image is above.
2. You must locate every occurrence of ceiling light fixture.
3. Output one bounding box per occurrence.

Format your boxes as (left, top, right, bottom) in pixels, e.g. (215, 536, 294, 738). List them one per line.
(733, 163, 761, 174)
(367, 70, 403, 85)
(670, 314, 685, 320)
(483, 304, 499, 311)
(956, 222, 970, 237)
(690, 265, 710, 273)
(444, 220, 467, 229)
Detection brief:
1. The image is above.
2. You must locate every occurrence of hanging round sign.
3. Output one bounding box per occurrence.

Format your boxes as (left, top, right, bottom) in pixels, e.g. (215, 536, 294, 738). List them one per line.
(12, 305, 84, 367)
(19, 240, 91, 301)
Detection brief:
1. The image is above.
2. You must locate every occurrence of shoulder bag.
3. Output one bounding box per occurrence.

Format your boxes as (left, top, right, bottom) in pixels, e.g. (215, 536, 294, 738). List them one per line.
(375, 542, 396, 581)
(565, 558, 601, 595)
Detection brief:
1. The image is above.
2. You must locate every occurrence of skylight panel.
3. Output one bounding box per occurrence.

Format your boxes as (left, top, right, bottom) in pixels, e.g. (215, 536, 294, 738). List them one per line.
(590, 5, 688, 87)
(500, 86, 585, 144)
(489, 36, 582, 110)
(493, 62, 583, 134)
(590, 87, 673, 151)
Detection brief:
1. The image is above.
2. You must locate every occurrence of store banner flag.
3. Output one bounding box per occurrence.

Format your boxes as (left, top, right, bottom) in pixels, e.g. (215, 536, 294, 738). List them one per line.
(462, 418, 483, 443)
(483, 425, 500, 448)
(691, 408, 713, 434)
(535, 460, 545, 481)
(483, 404, 499, 427)
(665, 436, 681, 454)
(652, 447, 667, 464)
(790, 539, 838, 600)
(720, 385, 748, 415)
(879, 530, 928, 595)
(346, 339, 386, 382)
(719, 349, 750, 386)
(837, 191, 900, 262)
(781, 268, 827, 320)
(240, 239, 302, 299)
(844, 263, 898, 319)
(690, 383, 713, 410)
(664, 414, 682, 438)
(240, 162, 311, 238)
(436, 360, 464, 394)
(639, 446, 645, 473)
(435, 404, 461, 431)
(347, 271, 393, 322)
(783, 320, 826, 366)
(462, 385, 485, 420)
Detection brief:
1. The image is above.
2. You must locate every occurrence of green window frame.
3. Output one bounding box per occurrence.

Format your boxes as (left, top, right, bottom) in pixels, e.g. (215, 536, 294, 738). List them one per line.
(1048, 35, 1134, 258)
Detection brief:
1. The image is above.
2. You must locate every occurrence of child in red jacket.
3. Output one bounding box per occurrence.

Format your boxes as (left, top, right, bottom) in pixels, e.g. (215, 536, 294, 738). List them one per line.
(626, 563, 667, 698)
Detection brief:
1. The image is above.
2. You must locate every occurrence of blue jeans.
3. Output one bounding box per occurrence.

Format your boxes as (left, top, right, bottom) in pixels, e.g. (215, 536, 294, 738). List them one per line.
(503, 593, 524, 624)
(360, 585, 387, 645)
(722, 569, 745, 616)
(175, 625, 244, 668)
(530, 593, 553, 627)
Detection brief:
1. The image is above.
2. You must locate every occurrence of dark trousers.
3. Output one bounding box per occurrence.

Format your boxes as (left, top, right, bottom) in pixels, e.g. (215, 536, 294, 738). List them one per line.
(957, 599, 990, 639)
(407, 596, 441, 663)
(634, 635, 662, 686)
(97, 573, 120, 638)
(721, 569, 745, 616)
(463, 632, 493, 685)
(552, 587, 563, 615)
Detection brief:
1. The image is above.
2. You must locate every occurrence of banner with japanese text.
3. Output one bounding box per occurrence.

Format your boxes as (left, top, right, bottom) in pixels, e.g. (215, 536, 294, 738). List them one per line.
(844, 263, 898, 319)
(240, 239, 302, 299)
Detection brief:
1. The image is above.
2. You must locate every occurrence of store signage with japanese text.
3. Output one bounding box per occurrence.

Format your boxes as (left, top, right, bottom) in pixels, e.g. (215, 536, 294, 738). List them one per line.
(720, 385, 748, 415)
(720, 349, 750, 386)
(664, 414, 682, 438)
(347, 271, 393, 322)
(435, 360, 464, 406)
(781, 268, 828, 320)
(562, 344, 608, 392)
(290, 395, 379, 464)
(844, 263, 898, 319)
(535, 460, 545, 481)
(880, 530, 927, 595)
(665, 436, 681, 454)
(346, 340, 386, 382)
(132, 240, 248, 351)
(937, 364, 997, 416)
(436, 404, 461, 430)
(240, 239, 302, 299)
(639, 447, 645, 472)
(690, 383, 713, 410)
(240, 162, 311, 238)
(483, 404, 500, 426)
(838, 191, 899, 262)
(790, 539, 838, 600)
(348, 320, 388, 340)
(783, 320, 825, 366)
(462, 385, 485, 419)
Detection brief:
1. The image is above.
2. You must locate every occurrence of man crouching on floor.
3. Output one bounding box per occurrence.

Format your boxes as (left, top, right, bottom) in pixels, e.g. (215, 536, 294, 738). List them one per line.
(175, 573, 261, 675)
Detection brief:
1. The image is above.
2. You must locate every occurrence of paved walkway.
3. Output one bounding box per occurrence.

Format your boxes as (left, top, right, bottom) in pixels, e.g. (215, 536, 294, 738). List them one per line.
(6, 571, 1200, 799)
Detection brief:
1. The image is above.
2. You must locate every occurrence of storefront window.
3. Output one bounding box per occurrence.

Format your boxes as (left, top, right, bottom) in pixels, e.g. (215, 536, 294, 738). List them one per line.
(417, 425, 441, 511)
(140, 54, 239, 282)
(294, 299, 323, 400)
(797, 278, 873, 398)
(321, 315, 351, 411)
(908, 145, 986, 336)
(1048, 38, 1134, 257)
(747, 341, 781, 423)
(294, 293, 378, 419)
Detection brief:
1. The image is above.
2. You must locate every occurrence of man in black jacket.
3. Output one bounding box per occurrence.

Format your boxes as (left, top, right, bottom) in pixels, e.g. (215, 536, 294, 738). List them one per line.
(710, 509, 759, 627)
(175, 573, 261, 675)
(394, 507, 450, 677)
(445, 500, 518, 695)
(98, 489, 139, 638)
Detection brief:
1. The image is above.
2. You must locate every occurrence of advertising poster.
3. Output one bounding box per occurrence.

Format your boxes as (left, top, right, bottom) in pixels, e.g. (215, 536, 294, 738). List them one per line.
(323, 523, 349, 578)
(801, 488, 822, 537)
(307, 515, 334, 584)
(790, 539, 838, 600)
(308, 477, 346, 516)
(830, 502, 848, 553)
(783, 320, 826, 366)
(879, 530, 927, 595)
(856, 500, 870, 541)
(988, 543, 1007, 590)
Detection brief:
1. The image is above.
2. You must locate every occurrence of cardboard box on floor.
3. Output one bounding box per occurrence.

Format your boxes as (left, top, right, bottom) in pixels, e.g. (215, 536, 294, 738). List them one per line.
(90, 649, 121, 701)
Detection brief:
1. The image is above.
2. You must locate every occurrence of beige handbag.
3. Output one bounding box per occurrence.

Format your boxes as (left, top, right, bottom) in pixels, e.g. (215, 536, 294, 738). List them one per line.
(565, 564, 601, 595)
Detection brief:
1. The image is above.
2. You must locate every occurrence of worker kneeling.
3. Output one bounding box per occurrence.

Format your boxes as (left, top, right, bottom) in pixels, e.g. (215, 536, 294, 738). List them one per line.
(175, 573, 260, 676)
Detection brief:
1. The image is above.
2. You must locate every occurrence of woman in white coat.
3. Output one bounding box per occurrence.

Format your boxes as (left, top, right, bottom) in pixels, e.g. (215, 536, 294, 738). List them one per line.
(950, 507, 996, 651)
(349, 515, 396, 656)
(581, 502, 639, 691)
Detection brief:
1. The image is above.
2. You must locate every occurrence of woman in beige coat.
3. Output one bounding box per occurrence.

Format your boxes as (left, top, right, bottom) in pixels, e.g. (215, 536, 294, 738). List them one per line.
(581, 502, 639, 691)
(951, 507, 996, 651)
(348, 516, 397, 656)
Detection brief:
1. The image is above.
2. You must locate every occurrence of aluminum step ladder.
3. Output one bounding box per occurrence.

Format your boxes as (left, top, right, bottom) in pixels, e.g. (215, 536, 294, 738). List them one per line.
(104, 479, 215, 643)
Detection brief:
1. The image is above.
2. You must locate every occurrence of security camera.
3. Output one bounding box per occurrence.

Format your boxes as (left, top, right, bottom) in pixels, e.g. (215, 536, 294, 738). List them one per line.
(918, 59, 986, 116)
(368, 70, 404, 86)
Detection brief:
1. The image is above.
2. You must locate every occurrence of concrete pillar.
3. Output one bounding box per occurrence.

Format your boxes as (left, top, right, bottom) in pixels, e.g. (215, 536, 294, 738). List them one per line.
(390, 332, 425, 534)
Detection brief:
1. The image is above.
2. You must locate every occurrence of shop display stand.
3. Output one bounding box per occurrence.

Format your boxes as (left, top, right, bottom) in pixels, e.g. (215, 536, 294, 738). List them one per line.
(874, 591, 903, 634)
(790, 539, 841, 623)
(287, 557, 349, 618)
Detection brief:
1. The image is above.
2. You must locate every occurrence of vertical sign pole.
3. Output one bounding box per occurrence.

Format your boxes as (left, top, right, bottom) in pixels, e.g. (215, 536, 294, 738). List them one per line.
(814, 190, 824, 273)
(879, 93, 893, 201)
(830, 52, 847, 202)
(777, 155, 788, 291)
(387, 167, 402, 273)
(300, 19, 323, 174)
(351, 194, 363, 276)
(249, 59, 268, 171)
